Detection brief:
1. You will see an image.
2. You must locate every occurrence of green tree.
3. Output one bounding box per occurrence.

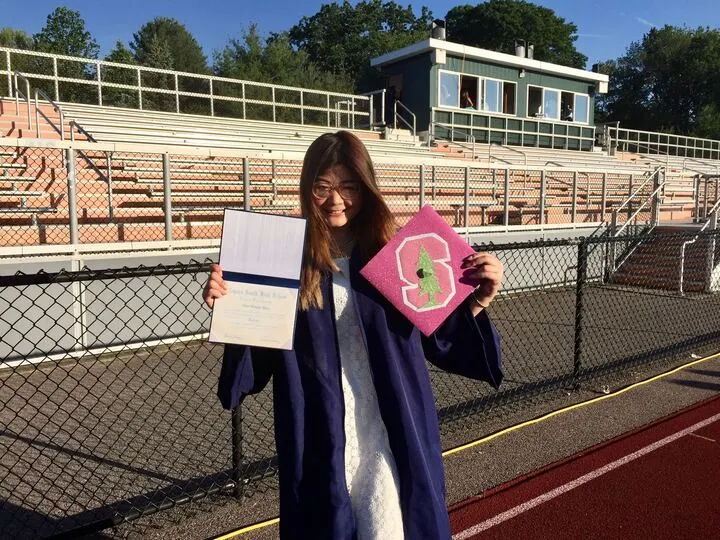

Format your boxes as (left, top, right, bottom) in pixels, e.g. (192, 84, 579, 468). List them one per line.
(287, 0, 433, 90)
(214, 25, 353, 123)
(0, 27, 34, 49)
(445, 0, 587, 68)
(33, 7, 99, 102)
(1, 28, 35, 87)
(416, 246, 441, 307)
(130, 17, 208, 74)
(598, 26, 720, 137)
(33, 7, 99, 58)
(131, 17, 209, 113)
(141, 36, 176, 111)
(102, 41, 138, 108)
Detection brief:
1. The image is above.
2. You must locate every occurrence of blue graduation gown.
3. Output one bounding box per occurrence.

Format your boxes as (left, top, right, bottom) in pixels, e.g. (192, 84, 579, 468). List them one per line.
(217, 250, 502, 539)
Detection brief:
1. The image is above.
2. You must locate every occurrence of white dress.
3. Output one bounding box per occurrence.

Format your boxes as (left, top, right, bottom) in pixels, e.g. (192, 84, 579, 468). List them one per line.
(332, 257, 405, 540)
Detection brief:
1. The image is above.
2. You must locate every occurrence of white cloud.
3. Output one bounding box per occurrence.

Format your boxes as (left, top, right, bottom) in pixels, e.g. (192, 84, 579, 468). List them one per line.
(635, 16, 657, 27)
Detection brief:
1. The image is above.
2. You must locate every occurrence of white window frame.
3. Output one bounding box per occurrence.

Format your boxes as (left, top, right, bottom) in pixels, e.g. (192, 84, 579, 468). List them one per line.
(437, 69, 517, 116)
(526, 85, 591, 125)
(438, 69, 461, 108)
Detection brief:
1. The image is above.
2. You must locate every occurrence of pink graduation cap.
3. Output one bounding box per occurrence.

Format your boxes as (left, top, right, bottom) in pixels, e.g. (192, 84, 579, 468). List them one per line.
(360, 204, 480, 336)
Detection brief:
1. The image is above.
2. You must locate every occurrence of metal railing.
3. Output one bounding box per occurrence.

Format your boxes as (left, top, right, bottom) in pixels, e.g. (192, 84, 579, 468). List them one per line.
(608, 124, 720, 162)
(393, 99, 416, 136)
(680, 199, 720, 295)
(431, 107, 596, 151)
(12, 71, 31, 128)
(489, 142, 528, 167)
(361, 88, 386, 128)
(33, 87, 65, 139)
(1, 138, 661, 251)
(1, 46, 371, 129)
(607, 167, 665, 273)
(429, 121, 476, 159)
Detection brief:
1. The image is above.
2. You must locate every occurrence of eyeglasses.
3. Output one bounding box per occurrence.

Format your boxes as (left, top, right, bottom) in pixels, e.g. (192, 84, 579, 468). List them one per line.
(312, 182, 362, 200)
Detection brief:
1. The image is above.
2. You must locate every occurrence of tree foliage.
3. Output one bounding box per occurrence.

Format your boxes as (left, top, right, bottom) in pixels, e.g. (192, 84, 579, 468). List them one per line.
(287, 0, 433, 90)
(445, 0, 587, 68)
(33, 7, 99, 58)
(130, 17, 208, 74)
(213, 25, 353, 122)
(32, 7, 99, 102)
(0, 27, 34, 49)
(598, 26, 720, 137)
(103, 41, 138, 108)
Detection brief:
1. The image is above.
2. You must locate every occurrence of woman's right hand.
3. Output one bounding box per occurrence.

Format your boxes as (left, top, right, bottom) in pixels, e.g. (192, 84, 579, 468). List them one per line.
(203, 263, 228, 308)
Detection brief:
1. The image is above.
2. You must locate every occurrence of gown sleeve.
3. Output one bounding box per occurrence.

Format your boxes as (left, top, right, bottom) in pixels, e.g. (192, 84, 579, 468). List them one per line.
(421, 305, 503, 389)
(217, 344, 275, 409)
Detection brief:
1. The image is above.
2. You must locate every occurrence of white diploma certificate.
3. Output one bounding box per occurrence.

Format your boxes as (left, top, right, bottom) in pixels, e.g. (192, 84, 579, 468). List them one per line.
(209, 209, 306, 350)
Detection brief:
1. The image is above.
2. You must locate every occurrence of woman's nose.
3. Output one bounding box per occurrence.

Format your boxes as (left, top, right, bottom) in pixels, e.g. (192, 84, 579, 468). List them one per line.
(329, 188, 344, 204)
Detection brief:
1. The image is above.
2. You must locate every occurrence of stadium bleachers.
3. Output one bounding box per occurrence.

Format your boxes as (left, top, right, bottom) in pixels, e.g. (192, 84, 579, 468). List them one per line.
(0, 93, 717, 274)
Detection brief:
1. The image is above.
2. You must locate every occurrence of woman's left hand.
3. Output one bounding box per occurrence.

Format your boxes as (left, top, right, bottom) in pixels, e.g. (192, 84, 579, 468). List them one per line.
(461, 252, 504, 309)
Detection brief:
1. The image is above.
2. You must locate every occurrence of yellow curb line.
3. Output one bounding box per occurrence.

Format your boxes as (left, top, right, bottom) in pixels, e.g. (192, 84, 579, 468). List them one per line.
(214, 350, 720, 538)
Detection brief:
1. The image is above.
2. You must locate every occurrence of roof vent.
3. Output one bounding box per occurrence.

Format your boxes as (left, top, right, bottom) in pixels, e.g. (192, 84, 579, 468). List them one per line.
(432, 19, 446, 40)
(515, 40, 526, 58)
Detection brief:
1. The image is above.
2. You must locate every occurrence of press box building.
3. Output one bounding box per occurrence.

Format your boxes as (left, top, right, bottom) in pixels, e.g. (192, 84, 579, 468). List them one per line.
(371, 34, 609, 151)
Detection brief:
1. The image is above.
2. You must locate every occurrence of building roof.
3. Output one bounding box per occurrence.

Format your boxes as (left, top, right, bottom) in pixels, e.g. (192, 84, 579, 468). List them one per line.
(370, 38, 609, 86)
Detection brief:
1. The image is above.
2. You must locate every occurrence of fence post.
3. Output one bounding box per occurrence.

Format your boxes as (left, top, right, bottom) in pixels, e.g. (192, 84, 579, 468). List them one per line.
(163, 153, 172, 241)
(464, 166, 470, 229)
(572, 171, 578, 223)
(231, 406, 244, 499)
(573, 239, 589, 379)
(66, 148, 79, 245)
(419, 165, 425, 209)
(243, 157, 250, 211)
(693, 175, 700, 222)
(539, 170, 546, 225)
(706, 211, 718, 293)
(503, 168, 510, 227)
(601, 172, 607, 222)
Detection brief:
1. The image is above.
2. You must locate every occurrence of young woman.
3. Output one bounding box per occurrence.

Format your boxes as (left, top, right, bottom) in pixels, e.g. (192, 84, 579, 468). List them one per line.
(203, 131, 504, 539)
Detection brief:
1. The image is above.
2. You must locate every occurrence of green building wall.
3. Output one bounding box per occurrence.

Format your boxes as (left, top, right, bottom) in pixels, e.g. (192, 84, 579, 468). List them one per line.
(380, 52, 599, 148)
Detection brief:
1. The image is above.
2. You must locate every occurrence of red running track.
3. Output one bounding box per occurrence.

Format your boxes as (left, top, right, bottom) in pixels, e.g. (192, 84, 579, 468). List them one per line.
(449, 394, 720, 540)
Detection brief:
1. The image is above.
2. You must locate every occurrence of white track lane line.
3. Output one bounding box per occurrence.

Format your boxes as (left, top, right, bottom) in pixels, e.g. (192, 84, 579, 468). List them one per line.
(453, 411, 720, 539)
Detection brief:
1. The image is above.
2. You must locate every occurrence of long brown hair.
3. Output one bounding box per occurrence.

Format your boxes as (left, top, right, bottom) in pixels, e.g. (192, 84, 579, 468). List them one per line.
(299, 131, 396, 310)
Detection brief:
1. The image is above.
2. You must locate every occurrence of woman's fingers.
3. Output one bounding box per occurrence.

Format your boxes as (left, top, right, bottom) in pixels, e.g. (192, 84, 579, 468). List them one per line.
(203, 264, 227, 308)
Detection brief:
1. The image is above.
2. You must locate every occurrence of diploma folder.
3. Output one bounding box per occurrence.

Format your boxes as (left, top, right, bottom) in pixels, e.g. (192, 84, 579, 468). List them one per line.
(209, 209, 306, 350)
(360, 205, 479, 337)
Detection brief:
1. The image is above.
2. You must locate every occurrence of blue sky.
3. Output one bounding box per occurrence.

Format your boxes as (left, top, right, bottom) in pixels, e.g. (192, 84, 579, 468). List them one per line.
(3, 0, 719, 68)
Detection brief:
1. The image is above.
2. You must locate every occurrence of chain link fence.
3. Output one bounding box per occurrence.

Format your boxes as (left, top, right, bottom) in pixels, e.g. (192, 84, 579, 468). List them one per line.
(2, 228, 720, 538)
(4, 142, 684, 249)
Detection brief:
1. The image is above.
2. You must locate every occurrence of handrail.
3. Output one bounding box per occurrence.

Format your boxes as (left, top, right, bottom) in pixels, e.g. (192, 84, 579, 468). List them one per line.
(610, 124, 720, 163)
(361, 89, 386, 128)
(34, 87, 65, 140)
(613, 167, 663, 220)
(679, 199, 720, 295)
(545, 160, 564, 167)
(393, 100, 416, 137)
(69, 120, 97, 143)
(1, 46, 370, 129)
(12, 71, 32, 129)
(489, 142, 527, 167)
(430, 121, 476, 159)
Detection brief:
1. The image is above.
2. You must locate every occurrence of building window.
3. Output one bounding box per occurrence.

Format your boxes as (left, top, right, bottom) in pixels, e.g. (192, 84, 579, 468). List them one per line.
(439, 72, 460, 107)
(574, 94, 589, 123)
(460, 75, 479, 109)
(439, 70, 516, 115)
(503, 82, 516, 115)
(484, 79, 501, 113)
(543, 89, 560, 120)
(528, 85, 590, 123)
(528, 86, 543, 117)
